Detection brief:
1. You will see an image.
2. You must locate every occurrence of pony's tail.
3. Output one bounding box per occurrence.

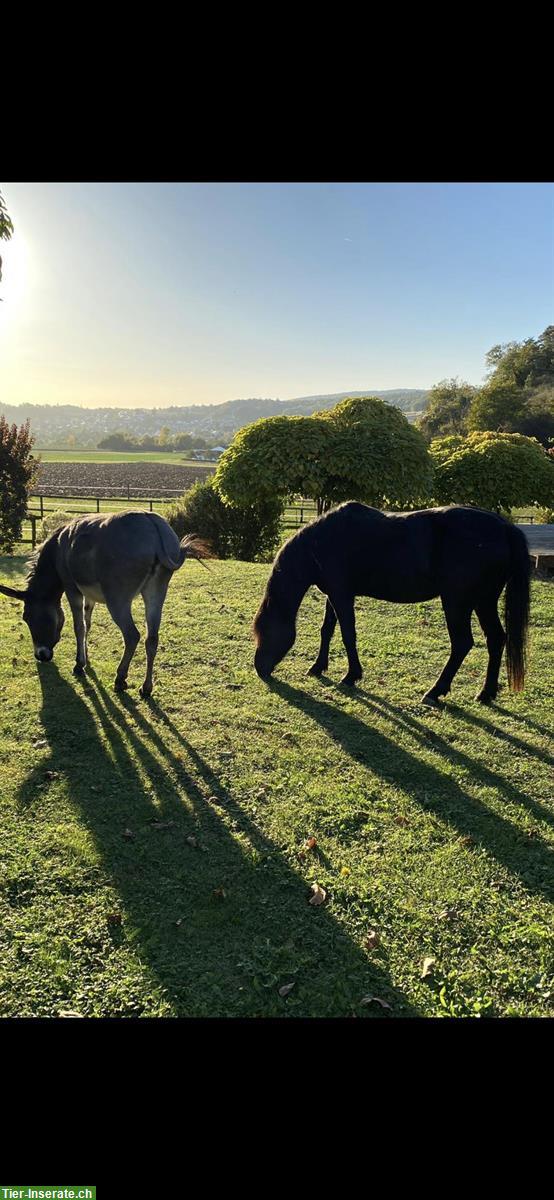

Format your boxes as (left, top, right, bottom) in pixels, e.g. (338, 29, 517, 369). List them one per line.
(179, 534, 214, 570)
(504, 523, 532, 692)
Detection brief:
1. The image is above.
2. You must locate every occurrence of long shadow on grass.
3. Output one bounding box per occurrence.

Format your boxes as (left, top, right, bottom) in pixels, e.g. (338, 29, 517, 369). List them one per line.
(355, 692, 554, 831)
(272, 681, 554, 904)
(16, 665, 419, 1018)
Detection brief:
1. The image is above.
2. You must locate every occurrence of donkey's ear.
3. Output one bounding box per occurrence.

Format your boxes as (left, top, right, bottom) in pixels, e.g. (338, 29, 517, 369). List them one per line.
(0, 583, 28, 601)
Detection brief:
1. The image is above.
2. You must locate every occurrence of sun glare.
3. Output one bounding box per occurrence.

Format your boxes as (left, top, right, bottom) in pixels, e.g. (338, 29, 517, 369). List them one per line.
(0, 233, 32, 324)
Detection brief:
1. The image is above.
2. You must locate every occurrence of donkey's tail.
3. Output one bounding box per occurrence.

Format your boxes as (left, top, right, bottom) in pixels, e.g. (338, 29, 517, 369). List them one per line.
(504, 523, 532, 692)
(178, 534, 213, 570)
(146, 513, 213, 571)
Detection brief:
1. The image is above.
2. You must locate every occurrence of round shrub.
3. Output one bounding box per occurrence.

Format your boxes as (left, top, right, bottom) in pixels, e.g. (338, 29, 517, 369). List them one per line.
(166, 480, 284, 562)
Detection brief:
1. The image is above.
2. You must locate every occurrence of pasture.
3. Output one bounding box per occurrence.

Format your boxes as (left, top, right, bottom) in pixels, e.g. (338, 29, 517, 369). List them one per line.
(35, 450, 216, 465)
(0, 554, 552, 1017)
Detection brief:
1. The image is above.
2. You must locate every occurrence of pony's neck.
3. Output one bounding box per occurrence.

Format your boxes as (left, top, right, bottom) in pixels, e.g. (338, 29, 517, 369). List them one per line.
(267, 532, 315, 621)
(27, 534, 63, 600)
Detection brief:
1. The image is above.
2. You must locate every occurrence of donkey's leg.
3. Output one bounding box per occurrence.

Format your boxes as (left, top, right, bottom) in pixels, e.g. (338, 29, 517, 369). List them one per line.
(331, 593, 363, 686)
(422, 598, 474, 706)
(104, 595, 141, 691)
(474, 595, 506, 703)
(84, 600, 95, 666)
(139, 568, 172, 699)
(66, 588, 87, 677)
(308, 598, 337, 676)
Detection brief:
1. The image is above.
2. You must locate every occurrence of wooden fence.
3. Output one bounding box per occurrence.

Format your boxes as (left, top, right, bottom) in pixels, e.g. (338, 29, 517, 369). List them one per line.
(21, 491, 318, 547)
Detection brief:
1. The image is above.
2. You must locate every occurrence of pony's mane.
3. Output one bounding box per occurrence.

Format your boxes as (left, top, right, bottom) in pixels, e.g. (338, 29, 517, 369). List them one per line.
(253, 524, 316, 638)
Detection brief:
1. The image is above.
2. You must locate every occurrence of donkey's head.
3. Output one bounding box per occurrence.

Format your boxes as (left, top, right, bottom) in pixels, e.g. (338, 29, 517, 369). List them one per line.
(0, 584, 65, 662)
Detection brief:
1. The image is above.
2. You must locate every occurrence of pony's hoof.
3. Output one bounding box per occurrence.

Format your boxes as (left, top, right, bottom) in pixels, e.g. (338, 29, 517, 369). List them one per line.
(139, 684, 153, 700)
(421, 692, 441, 707)
(114, 677, 128, 691)
(73, 663, 85, 677)
(307, 663, 326, 677)
(475, 689, 495, 704)
(340, 674, 360, 687)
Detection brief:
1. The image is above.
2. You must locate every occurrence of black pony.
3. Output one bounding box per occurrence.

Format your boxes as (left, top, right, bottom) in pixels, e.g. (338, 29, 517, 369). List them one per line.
(253, 503, 531, 706)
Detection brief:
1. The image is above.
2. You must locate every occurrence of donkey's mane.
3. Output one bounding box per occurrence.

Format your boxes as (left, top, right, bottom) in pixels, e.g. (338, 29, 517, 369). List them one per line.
(25, 530, 63, 594)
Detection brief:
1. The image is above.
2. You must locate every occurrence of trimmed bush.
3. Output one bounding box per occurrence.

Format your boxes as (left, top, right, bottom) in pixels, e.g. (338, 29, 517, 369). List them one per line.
(166, 480, 284, 562)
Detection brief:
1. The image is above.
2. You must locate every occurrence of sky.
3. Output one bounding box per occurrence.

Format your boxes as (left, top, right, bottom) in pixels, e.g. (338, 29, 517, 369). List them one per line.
(0, 181, 552, 409)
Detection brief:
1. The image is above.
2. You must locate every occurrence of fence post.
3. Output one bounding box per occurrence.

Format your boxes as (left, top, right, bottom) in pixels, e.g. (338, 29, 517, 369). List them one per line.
(30, 515, 37, 549)
(149, 499, 153, 512)
(40, 496, 44, 519)
(96, 497, 100, 513)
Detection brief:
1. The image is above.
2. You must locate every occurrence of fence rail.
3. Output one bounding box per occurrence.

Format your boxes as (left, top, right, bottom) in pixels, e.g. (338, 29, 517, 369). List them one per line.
(19, 492, 542, 549)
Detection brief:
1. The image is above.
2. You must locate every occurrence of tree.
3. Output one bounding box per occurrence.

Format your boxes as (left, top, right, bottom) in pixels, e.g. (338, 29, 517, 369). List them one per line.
(417, 379, 476, 442)
(430, 430, 554, 515)
(469, 327, 554, 446)
(0, 190, 14, 292)
(468, 380, 526, 434)
(214, 396, 433, 515)
(0, 417, 38, 552)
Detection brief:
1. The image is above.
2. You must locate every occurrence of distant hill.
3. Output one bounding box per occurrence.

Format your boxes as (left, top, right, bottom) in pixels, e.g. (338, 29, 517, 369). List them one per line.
(0, 389, 429, 448)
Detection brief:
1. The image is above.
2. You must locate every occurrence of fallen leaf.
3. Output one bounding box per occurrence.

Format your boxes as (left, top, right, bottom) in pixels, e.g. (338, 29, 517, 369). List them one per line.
(107, 912, 122, 926)
(278, 982, 296, 997)
(360, 995, 392, 1009)
(305, 836, 317, 850)
(365, 930, 380, 950)
(439, 906, 457, 920)
(394, 816, 409, 827)
(186, 835, 199, 848)
(421, 957, 436, 979)
(308, 883, 327, 906)
(175, 918, 184, 927)
(122, 828, 135, 841)
(59, 1011, 84, 1018)
(213, 887, 226, 900)
(44, 770, 59, 781)
(459, 835, 475, 848)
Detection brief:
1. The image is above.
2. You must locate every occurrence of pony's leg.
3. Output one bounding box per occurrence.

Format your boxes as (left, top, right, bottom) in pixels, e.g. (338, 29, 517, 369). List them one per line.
(308, 598, 337, 676)
(139, 568, 171, 699)
(104, 595, 141, 691)
(84, 600, 95, 666)
(66, 588, 87, 677)
(331, 594, 363, 686)
(474, 596, 506, 703)
(422, 598, 474, 706)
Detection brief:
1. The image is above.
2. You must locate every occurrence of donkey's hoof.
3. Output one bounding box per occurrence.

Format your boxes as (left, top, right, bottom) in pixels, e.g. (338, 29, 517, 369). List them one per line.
(421, 692, 441, 708)
(73, 663, 85, 677)
(114, 676, 128, 692)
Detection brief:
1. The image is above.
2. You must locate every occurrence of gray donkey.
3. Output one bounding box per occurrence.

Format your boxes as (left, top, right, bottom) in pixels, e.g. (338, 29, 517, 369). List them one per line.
(0, 511, 210, 696)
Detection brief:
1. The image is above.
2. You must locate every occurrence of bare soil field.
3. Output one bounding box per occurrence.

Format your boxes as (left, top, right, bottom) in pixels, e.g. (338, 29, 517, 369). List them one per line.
(35, 460, 214, 498)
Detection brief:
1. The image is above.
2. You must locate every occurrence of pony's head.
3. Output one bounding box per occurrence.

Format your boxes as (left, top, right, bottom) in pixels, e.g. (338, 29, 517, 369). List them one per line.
(0, 584, 65, 662)
(253, 597, 296, 680)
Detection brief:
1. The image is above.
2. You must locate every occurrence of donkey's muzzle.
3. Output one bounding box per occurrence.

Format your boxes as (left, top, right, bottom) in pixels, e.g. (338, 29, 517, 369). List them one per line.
(35, 647, 53, 662)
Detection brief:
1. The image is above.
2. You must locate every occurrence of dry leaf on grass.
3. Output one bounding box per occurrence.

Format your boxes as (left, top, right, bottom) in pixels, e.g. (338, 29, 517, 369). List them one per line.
(308, 883, 327, 906)
(360, 995, 392, 1010)
(278, 982, 296, 997)
(122, 829, 135, 841)
(59, 1011, 84, 1018)
(365, 930, 380, 950)
(213, 887, 227, 900)
(106, 912, 122, 926)
(421, 957, 436, 979)
(186, 835, 199, 848)
(439, 906, 457, 920)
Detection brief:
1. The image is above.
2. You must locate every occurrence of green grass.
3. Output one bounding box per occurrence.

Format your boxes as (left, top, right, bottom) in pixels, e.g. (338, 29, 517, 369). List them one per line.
(35, 450, 215, 465)
(0, 556, 552, 1018)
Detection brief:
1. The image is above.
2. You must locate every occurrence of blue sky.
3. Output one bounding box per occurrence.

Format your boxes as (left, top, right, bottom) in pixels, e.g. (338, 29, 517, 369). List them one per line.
(0, 182, 552, 408)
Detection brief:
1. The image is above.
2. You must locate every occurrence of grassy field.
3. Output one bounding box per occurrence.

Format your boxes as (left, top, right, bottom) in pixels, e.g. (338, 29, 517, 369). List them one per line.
(35, 450, 216, 466)
(0, 555, 552, 1018)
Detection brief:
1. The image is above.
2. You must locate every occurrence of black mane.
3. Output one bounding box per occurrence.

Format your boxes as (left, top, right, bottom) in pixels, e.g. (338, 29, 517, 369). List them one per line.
(26, 531, 63, 597)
